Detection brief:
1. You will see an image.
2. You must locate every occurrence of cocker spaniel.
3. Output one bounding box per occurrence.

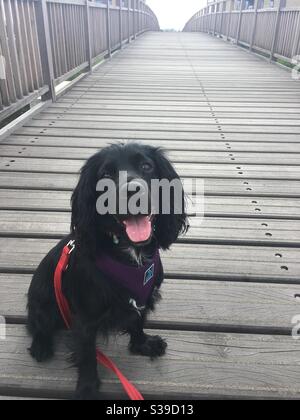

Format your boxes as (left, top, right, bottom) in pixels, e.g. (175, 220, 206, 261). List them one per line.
(27, 143, 188, 400)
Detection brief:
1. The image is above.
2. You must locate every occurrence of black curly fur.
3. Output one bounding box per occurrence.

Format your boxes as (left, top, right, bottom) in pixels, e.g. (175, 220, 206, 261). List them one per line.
(27, 143, 188, 400)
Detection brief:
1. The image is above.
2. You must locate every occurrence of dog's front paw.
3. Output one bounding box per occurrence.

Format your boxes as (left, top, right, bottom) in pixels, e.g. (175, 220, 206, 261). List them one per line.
(29, 337, 54, 363)
(75, 381, 101, 401)
(129, 334, 167, 359)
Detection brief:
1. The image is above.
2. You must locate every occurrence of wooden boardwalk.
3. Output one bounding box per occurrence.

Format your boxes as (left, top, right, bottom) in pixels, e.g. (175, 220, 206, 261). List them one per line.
(0, 31, 300, 399)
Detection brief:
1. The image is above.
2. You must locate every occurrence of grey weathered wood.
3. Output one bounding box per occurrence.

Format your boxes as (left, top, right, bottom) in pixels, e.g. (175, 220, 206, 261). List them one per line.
(184, 3, 300, 64)
(270, 0, 283, 62)
(2, 156, 300, 181)
(0, 0, 158, 122)
(1, 189, 300, 220)
(249, 0, 259, 52)
(85, 0, 92, 72)
(119, 0, 122, 49)
(0, 237, 299, 282)
(2, 274, 300, 333)
(36, 113, 300, 127)
(4, 134, 300, 153)
(0, 99, 50, 142)
(106, 0, 111, 58)
(0, 31, 299, 400)
(1, 171, 299, 198)
(127, 0, 131, 43)
(0, 87, 49, 125)
(24, 119, 300, 135)
(0, 325, 300, 399)
(17, 126, 300, 143)
(3, 0, 23, 100)
(1, 210, 300, 246)
(2, 144, 300, 166)
(35, 0, 56, 101)
(0, 0, 17, 103)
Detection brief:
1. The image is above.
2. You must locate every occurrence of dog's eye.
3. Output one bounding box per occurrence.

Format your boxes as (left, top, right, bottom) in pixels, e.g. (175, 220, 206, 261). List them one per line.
(141, 162, 153, 172)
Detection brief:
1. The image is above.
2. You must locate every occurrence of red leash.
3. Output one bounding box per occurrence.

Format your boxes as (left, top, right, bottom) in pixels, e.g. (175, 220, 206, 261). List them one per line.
(54, 241, 144, 401)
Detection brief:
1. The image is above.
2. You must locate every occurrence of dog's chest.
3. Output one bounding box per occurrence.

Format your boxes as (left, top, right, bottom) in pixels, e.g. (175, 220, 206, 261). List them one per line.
(95, 249, 160, 307)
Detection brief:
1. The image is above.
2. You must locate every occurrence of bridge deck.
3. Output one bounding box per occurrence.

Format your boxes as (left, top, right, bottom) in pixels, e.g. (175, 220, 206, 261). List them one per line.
(0, 32, 300, 400)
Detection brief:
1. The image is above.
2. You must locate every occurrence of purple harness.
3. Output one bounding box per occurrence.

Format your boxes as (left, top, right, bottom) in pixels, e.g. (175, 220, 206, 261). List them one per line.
(96, 250, 161, 307)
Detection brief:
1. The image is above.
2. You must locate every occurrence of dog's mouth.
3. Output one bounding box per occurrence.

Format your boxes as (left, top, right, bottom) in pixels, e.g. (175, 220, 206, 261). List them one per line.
(121, 215, 153, 244)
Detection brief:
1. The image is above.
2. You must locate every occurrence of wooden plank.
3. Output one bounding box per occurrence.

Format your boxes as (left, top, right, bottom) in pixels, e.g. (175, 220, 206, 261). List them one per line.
(0, 237, 298, 282)
(1, 144, 300, 165)
(1, 157, 300, 181)
(0, 189, 300, 219)
(5, 135, 300, 153)
(44, 105, 300, 120)
(26, 119, 300, 134)
(49, 101, 300, 114)
(1, 273, 300, 333)
(36, 112, 300, 127)
(17, 127, 300, 143)
(61, 94, 300, 104)
(0, 325, 300, 399)
(1, 210, 300, 246)
(0, 29, 299, 401)
(0, 172, 299, 198)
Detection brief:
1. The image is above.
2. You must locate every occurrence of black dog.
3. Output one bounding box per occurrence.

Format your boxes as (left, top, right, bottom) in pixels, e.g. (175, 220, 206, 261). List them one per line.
(27, 143, 188, 400)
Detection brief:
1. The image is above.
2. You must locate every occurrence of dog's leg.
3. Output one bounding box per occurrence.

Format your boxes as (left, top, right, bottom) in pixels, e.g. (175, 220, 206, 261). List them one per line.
(27, 304, 57, 363)
(73, 322, 100, 400)
(128, 315, 167, 359)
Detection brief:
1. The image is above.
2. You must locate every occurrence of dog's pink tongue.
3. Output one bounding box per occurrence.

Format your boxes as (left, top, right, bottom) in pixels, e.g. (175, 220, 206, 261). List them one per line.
(123, 216, 152, 243)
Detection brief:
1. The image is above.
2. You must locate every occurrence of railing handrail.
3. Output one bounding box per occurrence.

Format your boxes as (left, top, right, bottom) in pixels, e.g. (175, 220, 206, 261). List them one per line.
(0, 0, 160, 125)
(183, 1, 300, 69)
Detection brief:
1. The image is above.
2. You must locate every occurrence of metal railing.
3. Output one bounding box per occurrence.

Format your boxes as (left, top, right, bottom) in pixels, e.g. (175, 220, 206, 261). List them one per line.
(183, 0, 300, 67)
(0, 0, 159, 123)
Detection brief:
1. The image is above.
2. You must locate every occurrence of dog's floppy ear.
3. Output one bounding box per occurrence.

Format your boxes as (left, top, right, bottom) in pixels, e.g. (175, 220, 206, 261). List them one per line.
(152, 148, 189, 250)
(71, 153, 101, 255)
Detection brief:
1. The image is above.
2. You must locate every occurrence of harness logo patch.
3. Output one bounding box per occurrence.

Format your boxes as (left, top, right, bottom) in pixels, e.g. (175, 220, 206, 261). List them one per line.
(144, 264, 155, 286)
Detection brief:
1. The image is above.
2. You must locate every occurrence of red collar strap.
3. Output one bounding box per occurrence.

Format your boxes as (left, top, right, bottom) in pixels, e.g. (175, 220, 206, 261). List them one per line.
(54, 241, 144, 401)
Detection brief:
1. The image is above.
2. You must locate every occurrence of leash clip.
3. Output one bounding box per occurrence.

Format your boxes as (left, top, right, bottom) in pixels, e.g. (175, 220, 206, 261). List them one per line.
(66, 240, 76, 255)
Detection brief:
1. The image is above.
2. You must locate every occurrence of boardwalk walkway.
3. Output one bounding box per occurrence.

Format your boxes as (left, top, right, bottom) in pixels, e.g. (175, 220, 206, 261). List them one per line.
(0, 32, 300, 399)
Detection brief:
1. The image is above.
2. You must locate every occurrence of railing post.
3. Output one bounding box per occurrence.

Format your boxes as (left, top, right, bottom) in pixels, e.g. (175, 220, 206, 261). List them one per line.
(220, 1, 225, 37)
(249, 0, 259, 52)
(270, 0, 283, 62)
(133, 0, 136, 39)
(213, 7, 217, 36)
(227, 0, 233, 41)
(128, 0, 131, 43)
(35, 0, 56, 101)
(137, 0, 139, 36)
(106, 0, 111, 57)
(236, 0, 244, 44)
(291, 12, 300, 58)
(85, 0, 92, 71)
(119, 0, 123, 49)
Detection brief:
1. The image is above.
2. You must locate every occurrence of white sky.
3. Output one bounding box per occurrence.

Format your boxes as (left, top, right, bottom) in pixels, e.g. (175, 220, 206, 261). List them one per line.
(147, 0, 207, 31)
